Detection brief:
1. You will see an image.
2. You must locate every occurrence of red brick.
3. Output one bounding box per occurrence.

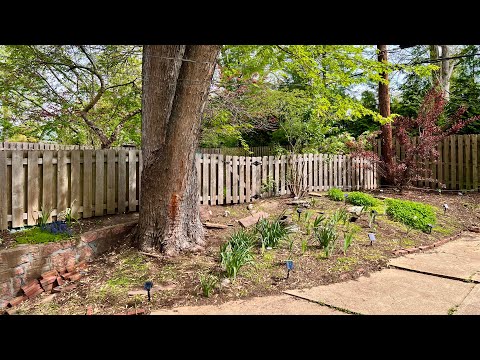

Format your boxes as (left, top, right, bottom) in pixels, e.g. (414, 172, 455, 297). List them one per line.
(1, 282, 11, 298)
(76, 261, 88, 270)
(60, 240, 76, 249)
(52, 286, 62, 293)
(78, 246, 94, 261)
(61, 272, 78, 280)
(19, 254, 30, 264)
(127, 309, 145, 315)
(56, 268, 67, 275)
(80, 232, 97, 243)
(21, 279, 40, 294)
(42, 243, 63, 256)
(56, 277, 65, 286)
(68, 273, 83, 282)
(14, 267, 24, 276)
(397, 250, 408, 255)
(27, 287, 44, 299)
(419, 246, 429, 251)
(43, 283, 54, 293)
(40, 276, 57, 288)
(86, 306, 93, 315)
(41, 269, 58, 279)
(8, 295, 28, 307)
(406, 248, 418, 254)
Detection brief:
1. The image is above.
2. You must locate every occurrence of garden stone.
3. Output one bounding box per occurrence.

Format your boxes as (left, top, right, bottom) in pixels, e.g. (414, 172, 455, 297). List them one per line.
(347, 206, 364, 216)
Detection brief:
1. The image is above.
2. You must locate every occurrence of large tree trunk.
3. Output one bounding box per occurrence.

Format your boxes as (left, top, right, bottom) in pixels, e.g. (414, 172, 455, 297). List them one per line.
(430, 45, 455, 101)
(137, 45, 220, 256)
(378, 45, 393, 185)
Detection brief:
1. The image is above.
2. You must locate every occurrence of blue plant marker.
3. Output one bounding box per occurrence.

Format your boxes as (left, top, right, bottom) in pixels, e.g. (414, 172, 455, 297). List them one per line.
(286, 260, 294, 279)
(144, 281, 153, 301)
(368, 233, 376, 245)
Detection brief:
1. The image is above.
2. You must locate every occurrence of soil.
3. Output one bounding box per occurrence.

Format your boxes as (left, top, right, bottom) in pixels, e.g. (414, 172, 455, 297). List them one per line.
(8, 189, 480, 315)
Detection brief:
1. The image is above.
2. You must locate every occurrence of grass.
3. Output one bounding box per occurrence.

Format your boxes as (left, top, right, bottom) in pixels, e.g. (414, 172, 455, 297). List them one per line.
(331, 256, 358, 272)
(15, 227, 72, 244)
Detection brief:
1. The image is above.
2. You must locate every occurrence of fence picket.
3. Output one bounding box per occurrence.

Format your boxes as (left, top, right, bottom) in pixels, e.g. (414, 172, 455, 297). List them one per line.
(28, 151, 39, 226)
(83, 150, 93, 218)
(95, 150, 104, 216)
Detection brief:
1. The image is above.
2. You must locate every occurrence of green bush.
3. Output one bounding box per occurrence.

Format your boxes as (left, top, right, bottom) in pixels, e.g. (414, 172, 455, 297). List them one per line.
(255, 217, 292, 251)
(199, 273, 218, 297)
(346, 192, 379, 208)
(385, 198, 436, 232)
(15, 227, 71, 244)
(220, 229, 255, 280)
(327, 187, 344, 201)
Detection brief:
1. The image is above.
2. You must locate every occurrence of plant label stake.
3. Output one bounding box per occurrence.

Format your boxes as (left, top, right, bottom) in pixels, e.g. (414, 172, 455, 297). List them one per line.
(427, 224, 433, 234)
(286, 260, 294, 279)
(144, 281, 153, 302)
(368, 233, 376, 246)
(443, 203, 448, 215)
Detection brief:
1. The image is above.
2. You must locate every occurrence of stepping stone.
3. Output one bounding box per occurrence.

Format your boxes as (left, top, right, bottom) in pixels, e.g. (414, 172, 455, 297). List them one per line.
(285, 269, 473, 315)
(238, 211, 269, 228)
(347, 206, 364, 215)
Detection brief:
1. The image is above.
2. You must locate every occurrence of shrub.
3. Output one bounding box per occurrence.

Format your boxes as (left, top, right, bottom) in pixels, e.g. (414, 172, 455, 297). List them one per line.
(346, 192, 379, 208)
(255, 217, 292, 251)
(220, 230, 255, 280)
(312, 214, 338, 258)
(327, 187, 344, 201)
(385, 198, 436, 232)
(199, 273, 218, 297)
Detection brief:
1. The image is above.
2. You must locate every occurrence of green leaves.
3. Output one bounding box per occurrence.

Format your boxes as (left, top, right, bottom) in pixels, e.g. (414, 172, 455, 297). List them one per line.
(385, 198, 436, 232)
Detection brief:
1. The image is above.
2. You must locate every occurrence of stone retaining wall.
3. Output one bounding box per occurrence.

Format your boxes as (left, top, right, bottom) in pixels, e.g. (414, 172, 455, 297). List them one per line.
(0, 221, 137, 308)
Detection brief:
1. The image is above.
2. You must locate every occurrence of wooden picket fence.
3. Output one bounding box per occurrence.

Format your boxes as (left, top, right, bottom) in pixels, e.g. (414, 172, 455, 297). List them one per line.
(0, 150, 377, 230)
(376, 134, 480, 191)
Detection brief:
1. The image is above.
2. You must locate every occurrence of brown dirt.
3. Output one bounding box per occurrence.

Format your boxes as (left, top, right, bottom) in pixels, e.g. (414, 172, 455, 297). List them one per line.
(9, 189, 480, 315)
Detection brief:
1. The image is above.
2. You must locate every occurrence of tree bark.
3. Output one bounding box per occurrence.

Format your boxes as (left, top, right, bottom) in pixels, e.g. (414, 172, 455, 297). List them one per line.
(430, 45, 455, 101)
(137, 45, 220, 256)
(378, 45, 393, 185)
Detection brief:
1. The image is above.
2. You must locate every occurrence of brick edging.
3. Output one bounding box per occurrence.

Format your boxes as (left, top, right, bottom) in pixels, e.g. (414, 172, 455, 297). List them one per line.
(392, 232, 464, 256)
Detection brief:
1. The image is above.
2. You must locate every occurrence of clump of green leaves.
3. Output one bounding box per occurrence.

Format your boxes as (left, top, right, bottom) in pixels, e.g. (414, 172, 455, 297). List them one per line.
(385, 198, 436, 232)
(301, 238, 309, 254)
(37, 206, 52, 228)
(261, 175, 276, 194)
(255, 217, 292, 252)
(346, 192, 379, 208)
(327, 187, 344, 201)
(199, 273, 218, 297)
(312, 215, 337, 258)
(220, 229, 255, 280)
(343, 227, 357, 255)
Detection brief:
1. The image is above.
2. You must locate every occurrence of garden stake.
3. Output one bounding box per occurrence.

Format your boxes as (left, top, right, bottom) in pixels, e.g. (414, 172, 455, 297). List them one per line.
(427, 224, 433, 234)
(286, 260, 294, 279)
(144, 281, 153, 302)
(368, 233, 376, 246)
(344, 193, 348, 204)
(296, 207, 303, 220)
(443, 203, 448, 215)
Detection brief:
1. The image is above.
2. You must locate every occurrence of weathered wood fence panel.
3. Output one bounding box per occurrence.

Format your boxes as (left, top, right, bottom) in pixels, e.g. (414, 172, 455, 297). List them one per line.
(376, 134, 480, 191)
(0, 150, 376, 229)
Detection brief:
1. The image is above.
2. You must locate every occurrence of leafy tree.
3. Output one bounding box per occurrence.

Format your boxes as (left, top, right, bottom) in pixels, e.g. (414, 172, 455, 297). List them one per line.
(0, 45, 142, 147)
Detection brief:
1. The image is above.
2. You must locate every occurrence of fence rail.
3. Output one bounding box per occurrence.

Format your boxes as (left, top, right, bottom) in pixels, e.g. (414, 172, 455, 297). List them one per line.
(0, 150, 377, 230)
(376, 134, 480, 191)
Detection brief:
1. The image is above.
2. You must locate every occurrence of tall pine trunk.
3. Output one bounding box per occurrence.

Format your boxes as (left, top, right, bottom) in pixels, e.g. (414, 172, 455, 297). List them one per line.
(137, 45, 220, 255)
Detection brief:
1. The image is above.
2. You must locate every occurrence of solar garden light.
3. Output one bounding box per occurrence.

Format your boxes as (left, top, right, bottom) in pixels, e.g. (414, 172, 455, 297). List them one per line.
(368, 233, 376, 246)
(344, 193, 348, 204)
(286, 260, 294, 279)
(369, 210, 378, 228)
(443, 203, 449, 215)
(296, 207, 303, 220)
(437, 188, 442, 194)
(144, 281, 153, 302)
(427, 224, 434, 234)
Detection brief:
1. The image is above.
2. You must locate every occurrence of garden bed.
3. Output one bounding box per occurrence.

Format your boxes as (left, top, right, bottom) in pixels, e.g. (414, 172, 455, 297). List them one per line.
(7, 189, 480, 315)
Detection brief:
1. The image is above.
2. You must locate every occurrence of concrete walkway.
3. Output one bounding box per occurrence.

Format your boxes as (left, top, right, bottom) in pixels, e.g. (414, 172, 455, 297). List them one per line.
(152, 232, 480, 315)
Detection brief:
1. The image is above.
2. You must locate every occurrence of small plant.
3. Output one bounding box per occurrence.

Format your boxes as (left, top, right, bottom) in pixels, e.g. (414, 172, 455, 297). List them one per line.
(199, 273, 218, 297)
(343, 227, 357, 255)
(64, 200, 77, 226)
(312, 214, 338, 258)
(261, 175, 276, 195)
(43, 221, 72, 236)
(220, 230, 255, 280)
(327, 187, 344, 201)
(385, 198, 436, 232)
(331, 208, 349, 225)
(309, 197, 319, 207)
(346, 192, 380, 208)
(255, 217, 292, 252)
(37, 206, 52, 229)
(301, 238, 308, 254)
(368, 210, 378, 228)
